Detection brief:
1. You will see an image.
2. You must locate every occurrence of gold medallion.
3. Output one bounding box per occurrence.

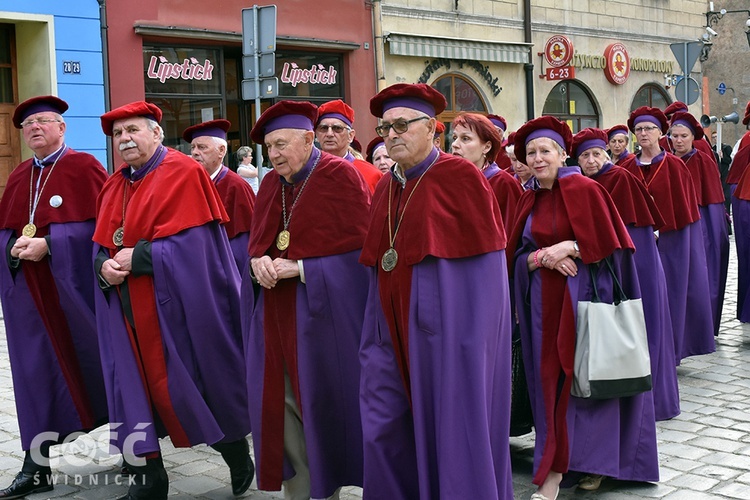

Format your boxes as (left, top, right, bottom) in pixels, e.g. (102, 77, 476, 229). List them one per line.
(381, 247, 398, 272)
(113, 227, 125, 247)
(276, 229, 290, 251)
(22, 223, 37, 238)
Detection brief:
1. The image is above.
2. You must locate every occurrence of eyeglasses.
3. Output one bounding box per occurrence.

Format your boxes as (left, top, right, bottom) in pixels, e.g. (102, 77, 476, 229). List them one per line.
(316, 124, 350, 134)
(20, 118, 62, 128)
(375, 117, 429, 138)
(634, 125, 659, 133)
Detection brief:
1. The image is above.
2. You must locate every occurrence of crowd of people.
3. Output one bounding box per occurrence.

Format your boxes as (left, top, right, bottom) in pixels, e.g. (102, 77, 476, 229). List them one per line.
(0, 86, 748, 500)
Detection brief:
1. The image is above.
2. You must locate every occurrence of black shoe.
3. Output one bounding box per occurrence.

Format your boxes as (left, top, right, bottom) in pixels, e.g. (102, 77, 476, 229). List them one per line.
(0, 470, 53, 499)
(211, 438, 255, 496)
(229, 453, 254, 496)
(119, 456, 168, 500)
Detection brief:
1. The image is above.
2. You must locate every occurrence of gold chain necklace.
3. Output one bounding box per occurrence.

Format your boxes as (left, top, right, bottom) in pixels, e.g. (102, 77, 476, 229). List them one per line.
(23, 146, 66, 237)
(381, 153, 439, 272)
(277, 150, 321, 251)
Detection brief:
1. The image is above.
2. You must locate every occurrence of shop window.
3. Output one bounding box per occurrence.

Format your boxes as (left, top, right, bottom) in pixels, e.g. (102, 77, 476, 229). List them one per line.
(277, 51, 344, 100)
(542, 80, 599, 134)
(432, 74, 487, 152)
(631, 84, 670, 112)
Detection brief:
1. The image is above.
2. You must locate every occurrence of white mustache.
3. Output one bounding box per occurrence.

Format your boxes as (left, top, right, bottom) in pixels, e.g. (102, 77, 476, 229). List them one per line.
(119, 140, 137, 151)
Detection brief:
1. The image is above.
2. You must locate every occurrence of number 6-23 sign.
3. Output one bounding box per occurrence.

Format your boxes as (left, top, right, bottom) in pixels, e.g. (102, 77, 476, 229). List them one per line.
(545, 66, 575, 81)
(63, 61, 81, 74)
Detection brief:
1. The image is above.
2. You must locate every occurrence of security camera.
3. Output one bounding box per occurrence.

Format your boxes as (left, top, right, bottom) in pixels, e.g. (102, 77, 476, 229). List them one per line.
(706, 26, 719, 37)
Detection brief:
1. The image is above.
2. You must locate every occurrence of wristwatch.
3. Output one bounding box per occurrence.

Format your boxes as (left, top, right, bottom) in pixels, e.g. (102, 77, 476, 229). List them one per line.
(573, 240, 580, 254)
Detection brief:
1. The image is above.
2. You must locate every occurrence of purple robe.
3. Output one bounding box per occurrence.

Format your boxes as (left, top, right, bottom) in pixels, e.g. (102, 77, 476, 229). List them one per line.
(698, 203, 730, 335)
(0, 222, 107, 449)
(732, 196, 750, 322)
(94, 223, 250, 456)
(657, 222, 716, 362)
(627, 226, 680, 421)
(229, 232, 251, 274)
(513, 223, 659, 483)
(244, 251, 367, 498)
(359, 252, 514, 499)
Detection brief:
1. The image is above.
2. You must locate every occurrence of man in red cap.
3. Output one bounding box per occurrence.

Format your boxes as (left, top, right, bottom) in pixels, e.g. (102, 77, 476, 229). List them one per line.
(245, 100, 371, 499)
(0, 95, 108, 499)
(359, 83, 513, 498)
(182, 119, 255, 272)
(93, 101, 254, 499)
(315, 99, 382, 192)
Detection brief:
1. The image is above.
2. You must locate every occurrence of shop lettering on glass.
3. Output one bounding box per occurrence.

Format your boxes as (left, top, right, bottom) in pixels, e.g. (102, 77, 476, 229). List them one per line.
(146, 56, 214, 84)
(280, 62, 337, 87)
(418, 59, 502, 97)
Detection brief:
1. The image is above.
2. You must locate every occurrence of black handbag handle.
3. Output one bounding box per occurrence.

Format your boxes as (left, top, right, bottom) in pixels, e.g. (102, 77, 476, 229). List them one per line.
(589, 257, 628, 305)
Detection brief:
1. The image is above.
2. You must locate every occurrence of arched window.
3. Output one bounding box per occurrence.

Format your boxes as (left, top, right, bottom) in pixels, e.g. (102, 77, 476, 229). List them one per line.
(631, 84, 671, 112)
(542, 80, 599, 133)
(432, 74, 488, 151)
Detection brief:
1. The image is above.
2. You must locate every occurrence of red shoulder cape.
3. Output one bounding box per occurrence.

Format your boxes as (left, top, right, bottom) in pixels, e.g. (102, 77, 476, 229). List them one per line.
(740, 131, 750, 152)
(215, 167, 255, 239)
(249, 151, 371, 259)
(360, 152, 506, 267)
(496, 149, 513, 171)
(352, 158, 384, 193)
(93, 149, 227, 248)
(728, 144, 750, 185)
(683, 150, 725, 206)
(487, 168, 523, 237)
(595, 165, 665, 230)
(0, 150, 107, 232)
(619, 153, 700, 232)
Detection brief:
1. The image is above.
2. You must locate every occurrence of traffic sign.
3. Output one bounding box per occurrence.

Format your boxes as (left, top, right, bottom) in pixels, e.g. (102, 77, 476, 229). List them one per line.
(717, 82, 727, 95)
(242, 77, 279, 100)
(243, 53, 276, 79)
(674, 76, 700, 105)
(242, 5, 277, 55)
(669, 41, 702, 75)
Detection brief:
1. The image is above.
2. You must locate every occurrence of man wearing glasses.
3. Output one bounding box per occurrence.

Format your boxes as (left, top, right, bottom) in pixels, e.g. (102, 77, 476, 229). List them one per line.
(0, 95, 108, 498)
(358, 83, 514, 499)
(315, 99, 382, 192)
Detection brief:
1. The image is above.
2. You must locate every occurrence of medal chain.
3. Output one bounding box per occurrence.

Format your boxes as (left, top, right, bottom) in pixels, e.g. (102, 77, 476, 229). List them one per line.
(27, 146, 66, 226)
(281, 150, 321, 232)
(386, 154, 439, 249)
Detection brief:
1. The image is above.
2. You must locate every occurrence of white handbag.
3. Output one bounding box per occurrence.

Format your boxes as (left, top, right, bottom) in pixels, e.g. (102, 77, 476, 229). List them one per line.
(573, 258, 652, 399)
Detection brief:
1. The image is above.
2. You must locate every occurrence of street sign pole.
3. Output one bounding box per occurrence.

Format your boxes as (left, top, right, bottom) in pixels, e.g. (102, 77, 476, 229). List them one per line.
(252, 7, 263, 182)
(683, 43, 689, 104)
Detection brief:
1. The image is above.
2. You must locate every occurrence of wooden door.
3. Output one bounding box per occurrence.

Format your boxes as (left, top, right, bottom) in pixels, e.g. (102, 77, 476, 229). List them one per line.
(0, 24, 20, 199)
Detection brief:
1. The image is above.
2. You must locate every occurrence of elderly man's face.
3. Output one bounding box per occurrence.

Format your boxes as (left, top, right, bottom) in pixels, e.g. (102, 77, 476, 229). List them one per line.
(112, 117, 161, 168)
(191, 136, 225, 175)
(21, 112, 66, 158)
(381, 107, 435, 170)
(265, 128, 314, 182)
(315, 118, 354, 157)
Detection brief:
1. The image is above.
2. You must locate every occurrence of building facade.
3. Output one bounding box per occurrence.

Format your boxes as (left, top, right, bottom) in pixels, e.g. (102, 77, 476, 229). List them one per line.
(0, 0, 107, 195)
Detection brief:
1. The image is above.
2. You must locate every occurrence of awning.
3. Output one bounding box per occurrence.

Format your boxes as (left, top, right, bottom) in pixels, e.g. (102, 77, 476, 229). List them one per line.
(386, 33, 531, 64)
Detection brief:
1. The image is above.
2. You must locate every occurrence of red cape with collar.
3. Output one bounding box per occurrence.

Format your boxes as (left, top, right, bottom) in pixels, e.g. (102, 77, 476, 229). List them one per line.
(661, 135, 717, 167)
(353, 158, 384, 193)
(594, 164, 665, 230)
(0, 150, 107, 231)
(93, 149, 227, 249)
(214, 167, 255, 239)
(682, 150, 725, 206)
(487, 167, 523, 237)
(496, 149, 513, 171)
(732, 147, 750, 200)
(360, 152, 506, 267)
(619, 152, 700, 232)
(728, 144, 750, 185)
(249, 151, 371, 259)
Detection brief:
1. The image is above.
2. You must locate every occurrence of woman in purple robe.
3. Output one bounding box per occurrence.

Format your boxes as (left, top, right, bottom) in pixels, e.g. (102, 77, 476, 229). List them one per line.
(669, 111, 729, 336)
(573, 127, 680, 421)
(508, 117, 659, 499)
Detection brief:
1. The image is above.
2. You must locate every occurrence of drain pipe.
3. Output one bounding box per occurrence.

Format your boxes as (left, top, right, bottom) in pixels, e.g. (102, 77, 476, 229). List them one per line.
(97, 0, 113, 172)
(523, 0, 535, 121)
(372, 0, 387, 92)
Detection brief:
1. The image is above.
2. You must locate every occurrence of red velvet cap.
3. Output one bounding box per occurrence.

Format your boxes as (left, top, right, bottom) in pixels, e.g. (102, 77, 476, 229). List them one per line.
(487, 114, 507, 131)
(250, 100, 317, 144)
(101, 101, 163, 136)
(13, 95, 69, 129)
(664, 101, 688, 119)
(743, 100, 750, 126)
(513, 116, 573, 161)
(351, 138, 362, 153)
(370, 83, 447, 118)
(627, 106, 668, 134)
(182, 119, 231, 143)
(572, 128, 608, 158)
(606, 124, 629, 140)
(317, 99, 355, 127)
(505, 131, 516, 149)
(670, 111, 704, 141)
(366, 136, 386, 163)
(434, 121, 445, 138)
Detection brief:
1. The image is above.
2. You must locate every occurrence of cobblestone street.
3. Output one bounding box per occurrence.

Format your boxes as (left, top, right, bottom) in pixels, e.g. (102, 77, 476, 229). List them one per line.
(1, 236, 749, 499)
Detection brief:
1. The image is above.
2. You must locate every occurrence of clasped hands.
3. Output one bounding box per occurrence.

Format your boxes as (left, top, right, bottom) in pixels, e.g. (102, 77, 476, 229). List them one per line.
(251, 256, 300, 289)
(100, 248, 133, 286)
(10, 236, 48, 262)
(532, 240, 578, 277)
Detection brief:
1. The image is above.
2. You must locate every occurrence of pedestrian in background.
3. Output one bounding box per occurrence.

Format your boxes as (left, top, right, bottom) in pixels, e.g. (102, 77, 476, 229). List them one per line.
(237, 145, 260, 194)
